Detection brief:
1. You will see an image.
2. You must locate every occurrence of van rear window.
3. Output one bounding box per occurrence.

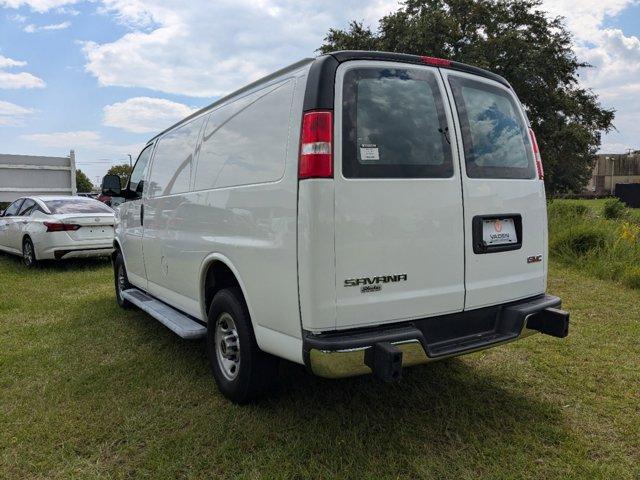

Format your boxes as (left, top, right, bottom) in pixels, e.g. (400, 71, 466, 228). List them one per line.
(448, 76, 535, 179)
(342, 68, 453, 178)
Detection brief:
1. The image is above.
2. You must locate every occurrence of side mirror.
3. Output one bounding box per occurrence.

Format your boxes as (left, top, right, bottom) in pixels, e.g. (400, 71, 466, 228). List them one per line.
(101, 174, 122, 196)
(0, 210, 4, 217)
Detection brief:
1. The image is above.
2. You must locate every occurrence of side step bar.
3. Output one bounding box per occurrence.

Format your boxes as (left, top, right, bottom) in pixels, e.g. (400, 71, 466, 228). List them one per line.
(121, 288, 206, 340)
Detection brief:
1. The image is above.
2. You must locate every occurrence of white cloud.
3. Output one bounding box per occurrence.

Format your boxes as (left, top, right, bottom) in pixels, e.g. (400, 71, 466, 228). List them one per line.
(24, 20, 71, 32)
(103, 96, 196, 133)
(0, 55, 45, 89)
(18, 130, 144, 180)
(538, 0, 640, 153)
(0, 100, 35, 125)
(81, 0, 400, 97)
(8, 12, 27, 22)
(21, 130, 102, 147)
(0, 54, 26, 68)
(0, 70, 45, 88)
(541, 0, 633, 41)
(20, 130, 141, 155)
(0, 0, 78, 13)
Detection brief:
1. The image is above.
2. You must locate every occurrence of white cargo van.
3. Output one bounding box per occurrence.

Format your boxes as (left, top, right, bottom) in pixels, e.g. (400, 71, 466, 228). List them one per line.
(102, 51, 569, 403)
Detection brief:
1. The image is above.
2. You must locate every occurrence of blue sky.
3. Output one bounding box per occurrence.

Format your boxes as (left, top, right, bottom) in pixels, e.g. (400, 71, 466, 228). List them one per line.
(1, 0, 639, 185)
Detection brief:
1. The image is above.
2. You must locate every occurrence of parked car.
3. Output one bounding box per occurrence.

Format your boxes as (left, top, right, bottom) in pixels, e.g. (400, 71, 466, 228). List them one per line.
(0, 196, 115, 267)
(97, 192, 112, 205)
(103, 51, 569, 403)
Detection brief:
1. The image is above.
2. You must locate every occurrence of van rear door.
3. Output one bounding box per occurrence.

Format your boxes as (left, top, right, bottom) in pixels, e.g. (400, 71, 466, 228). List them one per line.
(442, 71, 546, 310)
(333, 61, 465, 329)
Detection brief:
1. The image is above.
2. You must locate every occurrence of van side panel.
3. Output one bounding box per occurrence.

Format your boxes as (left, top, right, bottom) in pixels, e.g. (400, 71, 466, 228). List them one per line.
(139, 68, 307, 357)
(297, 180, 337, 332)
(143, 116, 207, 316)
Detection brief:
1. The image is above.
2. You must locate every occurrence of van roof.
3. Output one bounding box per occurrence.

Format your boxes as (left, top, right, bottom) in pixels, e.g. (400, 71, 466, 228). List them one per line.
(145, 50, 510, 147)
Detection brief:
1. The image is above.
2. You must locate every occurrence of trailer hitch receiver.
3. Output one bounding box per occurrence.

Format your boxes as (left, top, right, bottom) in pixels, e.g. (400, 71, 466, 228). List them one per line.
(527, 307, 569, 338)
(364, 342, 403, 382)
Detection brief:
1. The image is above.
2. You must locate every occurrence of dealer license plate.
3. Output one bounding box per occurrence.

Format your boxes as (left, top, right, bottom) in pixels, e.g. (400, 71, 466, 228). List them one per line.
(482, 218, 517, 246)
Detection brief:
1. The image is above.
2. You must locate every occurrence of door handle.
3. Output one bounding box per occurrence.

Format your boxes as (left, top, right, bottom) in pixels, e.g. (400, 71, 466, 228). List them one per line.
(140, 204, 144, 226)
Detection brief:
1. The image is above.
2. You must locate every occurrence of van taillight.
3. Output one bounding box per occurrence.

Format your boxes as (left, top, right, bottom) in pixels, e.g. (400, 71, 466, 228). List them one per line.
(299, 110, 333, 179)
(44, 222, 81, 232)
(529, 128, 544, 180)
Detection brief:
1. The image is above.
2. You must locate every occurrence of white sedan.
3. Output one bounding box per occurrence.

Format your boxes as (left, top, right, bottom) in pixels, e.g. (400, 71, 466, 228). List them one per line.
(0, 196, 115, 267)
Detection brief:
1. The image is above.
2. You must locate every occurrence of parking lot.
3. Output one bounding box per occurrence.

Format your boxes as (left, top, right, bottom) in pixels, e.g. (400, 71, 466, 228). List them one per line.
(1, 253, 638, 479)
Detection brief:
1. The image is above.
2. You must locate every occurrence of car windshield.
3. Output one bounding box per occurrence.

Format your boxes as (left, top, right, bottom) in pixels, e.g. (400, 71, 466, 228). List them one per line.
(45, 198, 113, 214)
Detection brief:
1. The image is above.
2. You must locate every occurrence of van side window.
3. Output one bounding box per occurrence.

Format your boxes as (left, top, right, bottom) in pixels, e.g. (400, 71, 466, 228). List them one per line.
(448, 76, 535, 179)
(194, 80, 295, 191)
(128, 144, 154, 196)
(342, 68, 453, 178)
(148, 117, 205, 197)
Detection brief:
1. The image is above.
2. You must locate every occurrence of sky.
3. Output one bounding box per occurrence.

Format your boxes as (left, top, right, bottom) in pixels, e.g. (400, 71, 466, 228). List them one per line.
(0, 0, 639, 185)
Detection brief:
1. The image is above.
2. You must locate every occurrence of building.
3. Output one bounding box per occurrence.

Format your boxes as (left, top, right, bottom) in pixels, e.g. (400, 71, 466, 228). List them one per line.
(587, 153, 640, 195)
(0, 151, 76, 203)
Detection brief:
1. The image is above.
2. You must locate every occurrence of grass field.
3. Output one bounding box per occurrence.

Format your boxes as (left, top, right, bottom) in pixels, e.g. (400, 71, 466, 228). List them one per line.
(1, 251, 639, 478)
(551, 197, 640, 224)
(548, 198, 640, 290)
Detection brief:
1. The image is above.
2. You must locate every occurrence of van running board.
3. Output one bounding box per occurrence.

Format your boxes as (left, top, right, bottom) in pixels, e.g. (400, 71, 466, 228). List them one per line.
(121, 288, 206, 340)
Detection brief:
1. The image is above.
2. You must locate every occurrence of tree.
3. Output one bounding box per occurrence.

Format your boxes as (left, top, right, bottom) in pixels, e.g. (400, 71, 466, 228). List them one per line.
(319, 0, 615, 194)
(75, 169, 94, 193)
(107, 164, 133, 188)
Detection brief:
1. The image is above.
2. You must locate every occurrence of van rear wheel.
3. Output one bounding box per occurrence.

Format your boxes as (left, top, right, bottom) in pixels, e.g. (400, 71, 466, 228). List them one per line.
(206, 288, 279, 404)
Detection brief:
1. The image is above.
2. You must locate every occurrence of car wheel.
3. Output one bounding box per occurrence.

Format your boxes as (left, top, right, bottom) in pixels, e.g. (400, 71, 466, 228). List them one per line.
(206, 287, 279, 404)
(22, 237, 38, 268)
(114, 250, 133, 309)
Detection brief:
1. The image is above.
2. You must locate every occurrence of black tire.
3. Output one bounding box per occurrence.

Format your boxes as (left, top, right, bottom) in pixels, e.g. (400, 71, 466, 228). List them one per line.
(114, 250, 133, 309)
(22, 237, 38, 268)
(206, 287, 279, 404)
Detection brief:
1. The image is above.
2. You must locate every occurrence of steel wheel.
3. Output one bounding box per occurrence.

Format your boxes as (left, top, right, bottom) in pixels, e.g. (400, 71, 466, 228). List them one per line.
(214, 312, 241, 380)
(113, 250, 132, 309)
(116, 263, 126, 300)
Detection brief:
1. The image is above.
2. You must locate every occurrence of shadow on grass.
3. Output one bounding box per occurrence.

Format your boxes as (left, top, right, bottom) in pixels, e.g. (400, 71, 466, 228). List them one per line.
(68, 290, 566, 476)
(0, 250, 110, 272)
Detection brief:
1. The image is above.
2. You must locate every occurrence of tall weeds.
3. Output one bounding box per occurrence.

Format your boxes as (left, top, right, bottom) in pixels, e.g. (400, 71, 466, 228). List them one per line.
(548, 201, 640, 290)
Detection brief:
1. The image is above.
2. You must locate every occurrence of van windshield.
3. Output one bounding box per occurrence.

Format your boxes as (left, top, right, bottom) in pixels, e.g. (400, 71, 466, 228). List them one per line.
(449, 76, 535, 179)
(342, 67, 453, 178)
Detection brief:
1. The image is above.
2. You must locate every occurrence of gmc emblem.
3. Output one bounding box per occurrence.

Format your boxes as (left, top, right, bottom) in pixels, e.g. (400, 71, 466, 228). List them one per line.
(527, 255, 543, 264)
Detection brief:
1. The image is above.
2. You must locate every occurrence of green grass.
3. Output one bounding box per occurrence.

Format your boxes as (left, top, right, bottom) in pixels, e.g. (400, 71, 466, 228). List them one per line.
(552, 197, 640, 224)
(1, 254, 638, 479)
(548, 199, 640, 289)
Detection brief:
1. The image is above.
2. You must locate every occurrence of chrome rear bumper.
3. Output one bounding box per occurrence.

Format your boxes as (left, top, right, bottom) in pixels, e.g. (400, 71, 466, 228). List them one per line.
(304, 294, 568, 379)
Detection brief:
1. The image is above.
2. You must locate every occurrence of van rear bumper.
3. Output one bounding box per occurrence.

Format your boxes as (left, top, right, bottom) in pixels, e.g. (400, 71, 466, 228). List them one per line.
(303, 294, 568, 379)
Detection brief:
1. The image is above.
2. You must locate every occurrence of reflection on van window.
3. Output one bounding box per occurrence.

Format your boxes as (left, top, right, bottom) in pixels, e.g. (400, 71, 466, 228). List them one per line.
(194, 80, 294, 191)
(149, 117, 205, 197)
(449, 76, 535, 179)
(343, 68, 453, 178)
(129, 145, 153, 194)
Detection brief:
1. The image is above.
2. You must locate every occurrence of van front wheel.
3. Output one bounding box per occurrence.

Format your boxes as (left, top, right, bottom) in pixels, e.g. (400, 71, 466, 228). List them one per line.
(206, 288, 278, 404)
(114, 251, 132, 309)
